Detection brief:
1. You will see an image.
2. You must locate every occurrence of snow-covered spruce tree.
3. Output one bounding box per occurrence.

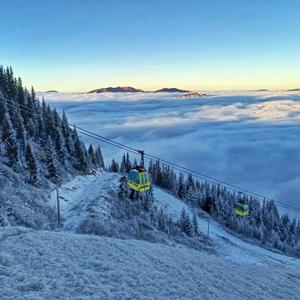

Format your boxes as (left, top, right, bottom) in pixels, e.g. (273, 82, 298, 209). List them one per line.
(25, 143, 38, 184)
(120, 153, 127, 173)
(109, 158, 119, 173)
(192, 209, 199, 235)
(0, 96, 7, 124)
(179, 208, 194, 236)
(2, 113, 19, 167)
(45, 138, 58, 181)
(94, 145, 104, 169)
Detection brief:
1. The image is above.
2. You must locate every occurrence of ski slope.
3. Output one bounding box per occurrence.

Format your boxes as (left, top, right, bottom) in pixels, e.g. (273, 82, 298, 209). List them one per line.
(1, 227, 300, 300)
(1, 172, 299, 300)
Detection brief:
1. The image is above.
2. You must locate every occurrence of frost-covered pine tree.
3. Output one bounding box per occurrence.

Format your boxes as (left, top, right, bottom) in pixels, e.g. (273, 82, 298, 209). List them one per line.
(109, 158, 119, 173)
(25, 143, 38, 184)
(120, 153, 127, 173)
(45, 138, 58, 181)
(2, 113, 19, 167)
(177, 173, 186, 199)
(192, 209, 199, 235)
(94, 145, 104, 169)
(179, 208, 194, 236)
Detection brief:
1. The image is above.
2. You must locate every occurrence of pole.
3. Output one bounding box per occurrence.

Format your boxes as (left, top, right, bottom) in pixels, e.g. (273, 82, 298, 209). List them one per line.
(56, 188, 60, 225)
(207, 218, 210, 238)
(138, 150, 145, 168)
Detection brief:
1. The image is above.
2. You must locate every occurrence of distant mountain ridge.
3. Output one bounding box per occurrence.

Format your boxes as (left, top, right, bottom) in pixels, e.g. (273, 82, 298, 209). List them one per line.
(154, 87, 190, 93)
(88, 86, 144, 93)
(287, 88, 300, 92)
(176, 92, 206, 98)
(45, 90, 59, 93)
(87, 86, 191, 94)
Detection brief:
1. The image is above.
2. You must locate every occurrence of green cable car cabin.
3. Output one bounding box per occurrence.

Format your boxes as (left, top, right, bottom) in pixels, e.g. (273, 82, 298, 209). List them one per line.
(127, 167, 151, 192)
(234, 203, 249, 217)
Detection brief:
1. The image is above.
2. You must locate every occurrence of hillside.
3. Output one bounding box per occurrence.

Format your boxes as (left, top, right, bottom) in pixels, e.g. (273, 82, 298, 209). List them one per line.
(0, 65, 104, 228)
(1, 172, 299, 300)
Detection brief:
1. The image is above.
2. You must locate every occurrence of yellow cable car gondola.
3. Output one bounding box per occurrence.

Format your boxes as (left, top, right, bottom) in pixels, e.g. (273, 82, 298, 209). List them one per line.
(234, 203, 249, 217)
(127, 150, 151, 199)
(128, 167, 151, 192)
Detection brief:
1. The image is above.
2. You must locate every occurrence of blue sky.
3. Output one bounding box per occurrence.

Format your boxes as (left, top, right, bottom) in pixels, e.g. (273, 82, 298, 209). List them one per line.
(1, 0, 300, 91)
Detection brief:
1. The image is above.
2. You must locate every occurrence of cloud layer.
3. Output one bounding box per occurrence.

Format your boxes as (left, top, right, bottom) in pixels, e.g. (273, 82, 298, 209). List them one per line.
(41, 91, 300, 216)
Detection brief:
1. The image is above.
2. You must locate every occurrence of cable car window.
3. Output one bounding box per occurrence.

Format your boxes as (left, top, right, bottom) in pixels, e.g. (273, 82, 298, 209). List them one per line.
(140, 174, 145, 184)
(128, 171, 138, 182)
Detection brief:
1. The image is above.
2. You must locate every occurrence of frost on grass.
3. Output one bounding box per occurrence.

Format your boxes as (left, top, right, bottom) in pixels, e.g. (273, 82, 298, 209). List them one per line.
(1, 230, 300, 300)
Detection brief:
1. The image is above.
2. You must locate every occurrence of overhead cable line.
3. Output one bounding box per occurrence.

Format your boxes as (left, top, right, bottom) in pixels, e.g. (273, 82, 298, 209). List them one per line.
(1, 95, 300, 214)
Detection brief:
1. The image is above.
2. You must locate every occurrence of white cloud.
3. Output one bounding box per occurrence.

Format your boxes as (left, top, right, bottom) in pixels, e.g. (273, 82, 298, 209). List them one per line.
(42, 91, 300, 215)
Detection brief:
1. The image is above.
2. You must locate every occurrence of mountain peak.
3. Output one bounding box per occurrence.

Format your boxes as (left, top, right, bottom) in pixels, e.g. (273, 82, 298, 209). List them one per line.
(87, 86, 144, 93)
(154, 87, 190, 93)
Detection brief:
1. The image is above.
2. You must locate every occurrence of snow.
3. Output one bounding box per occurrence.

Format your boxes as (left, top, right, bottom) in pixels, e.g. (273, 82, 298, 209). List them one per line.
(1, 229, 300, 300)
(50, 171, 119, 231)
(52, 172, 300, 269)
(1, 173, 300, 299)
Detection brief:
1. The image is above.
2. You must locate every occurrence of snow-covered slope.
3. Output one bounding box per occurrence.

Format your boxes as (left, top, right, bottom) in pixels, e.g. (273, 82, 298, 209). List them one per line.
(50, 170, 119, 231)
(2, 172, 299, 300)
(153, 188, 300, 268)
(52, 172, 300, 268)
(1, 228, 300, 300)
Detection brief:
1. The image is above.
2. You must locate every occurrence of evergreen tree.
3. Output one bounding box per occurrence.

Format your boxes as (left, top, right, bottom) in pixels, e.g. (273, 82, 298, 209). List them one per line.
(25, 143, 38, 184)
(118, 175, 128, 199)
(192, 209, 199, 235)
(179, 208, 194, 236)
(73, 137, 88, 172)
(177, 173, 186, 199)
(95, 145, 104, 168)
(0, 96, 7, 124)
(2, 112, 14, 142)
(110, 158, 119, 173)
(4, 130, 19, 167)
(88, 144, 96, 166)
(15, 110, 26, 149)
(45, 138, 58, 181)
(133, 158, 138, 168)
(120, 153, 127, 173)
(125, 152, 132, 172)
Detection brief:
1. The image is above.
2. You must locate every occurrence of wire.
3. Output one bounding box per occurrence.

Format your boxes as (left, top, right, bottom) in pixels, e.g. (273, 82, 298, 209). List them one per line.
(1, 95, 300, 214)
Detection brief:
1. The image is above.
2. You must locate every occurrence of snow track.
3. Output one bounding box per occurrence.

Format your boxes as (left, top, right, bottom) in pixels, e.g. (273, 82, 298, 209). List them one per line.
(51, 171, 119, 231)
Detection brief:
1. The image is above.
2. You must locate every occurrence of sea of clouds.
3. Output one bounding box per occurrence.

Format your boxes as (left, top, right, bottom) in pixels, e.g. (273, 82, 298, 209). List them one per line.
(41, 91, 300, 215)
